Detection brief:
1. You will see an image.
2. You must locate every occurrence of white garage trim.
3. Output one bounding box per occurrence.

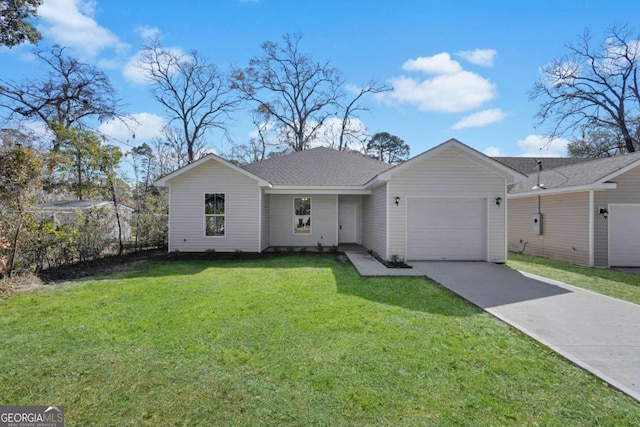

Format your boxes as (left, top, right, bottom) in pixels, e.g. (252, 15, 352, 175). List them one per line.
(608, 203, 640, 267)
(404, 197, 488, 261)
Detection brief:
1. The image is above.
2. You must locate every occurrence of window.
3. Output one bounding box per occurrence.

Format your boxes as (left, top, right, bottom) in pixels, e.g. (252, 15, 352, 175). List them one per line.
(205, 193, 225, 237)
(294, 197, 311, 234)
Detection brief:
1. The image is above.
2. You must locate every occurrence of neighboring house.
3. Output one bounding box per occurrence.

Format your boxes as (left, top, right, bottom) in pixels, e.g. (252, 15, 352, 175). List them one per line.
(33, 200, 134, 241)
(154, 139, 524, 262)
(503, 153, 640, 267)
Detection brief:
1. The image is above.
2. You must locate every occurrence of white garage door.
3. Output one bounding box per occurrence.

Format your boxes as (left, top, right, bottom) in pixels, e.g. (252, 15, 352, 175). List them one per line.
(609, 204, 640, 267)
(407, 198, 486, 261)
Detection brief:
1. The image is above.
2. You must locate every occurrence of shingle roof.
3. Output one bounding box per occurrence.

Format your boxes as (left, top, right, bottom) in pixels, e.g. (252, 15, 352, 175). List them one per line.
(508, 152, 640, 193)
(242, 147, 394, 186)
(493, 157, 589, 175)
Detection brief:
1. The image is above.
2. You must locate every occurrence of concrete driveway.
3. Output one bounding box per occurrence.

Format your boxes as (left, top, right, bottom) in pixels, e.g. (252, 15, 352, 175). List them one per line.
(411, 261, 640, 402)
(613, 267, 640, 275)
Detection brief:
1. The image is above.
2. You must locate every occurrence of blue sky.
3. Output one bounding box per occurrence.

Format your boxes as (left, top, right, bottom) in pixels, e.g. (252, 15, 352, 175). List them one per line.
(1, 0, 639, 159)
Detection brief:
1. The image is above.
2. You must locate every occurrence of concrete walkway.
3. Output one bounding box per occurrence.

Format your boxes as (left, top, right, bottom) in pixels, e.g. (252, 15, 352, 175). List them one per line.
(344, 251, 424, 276)
(411, 261, 640, 402)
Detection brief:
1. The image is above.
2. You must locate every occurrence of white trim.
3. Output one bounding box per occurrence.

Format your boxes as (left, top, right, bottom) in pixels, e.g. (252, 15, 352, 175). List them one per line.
(293, 196, 312, 236)
(607, 203, 611, 268)
(508, 183, 616, 198)
(335, 194, 339, 244)
(167, 183, 172, 252)
(403, 193, 407, 261)
(596, 158, 640, 184)
(266, 187, 371, 195)
(269, 194, 273, 247)
(486, 198, 491, 260)
(504, 179, 508, 262)
(203, 192, 227, 238)
(384, 183, 390, 260)
(257, 188, 262, 253)
(589, 190, 594, 267)
(154, 153, 271, 187)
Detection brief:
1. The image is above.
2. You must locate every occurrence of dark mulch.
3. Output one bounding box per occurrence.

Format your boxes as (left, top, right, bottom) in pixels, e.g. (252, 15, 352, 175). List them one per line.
(38, 249, 170, 283)
(367, 251, 412, 269)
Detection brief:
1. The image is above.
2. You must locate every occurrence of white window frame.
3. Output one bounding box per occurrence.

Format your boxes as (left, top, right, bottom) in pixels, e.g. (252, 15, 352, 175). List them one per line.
(204, 192, 226, 238)
(293, 197, 312, 235)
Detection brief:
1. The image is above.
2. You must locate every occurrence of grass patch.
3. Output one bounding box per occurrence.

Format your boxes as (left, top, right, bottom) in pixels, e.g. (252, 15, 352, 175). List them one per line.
(508, 252, 640, 305)
(1, 255, 638, 425)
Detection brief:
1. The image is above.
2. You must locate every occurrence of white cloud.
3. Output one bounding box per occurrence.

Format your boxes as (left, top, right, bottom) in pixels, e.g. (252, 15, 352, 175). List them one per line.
(452, 108, 506, 129)
(516, 134, 570, 157)
(458, 49, 497, 67)
(382, 52, 497, 113)
(402, 53, 462, 75)
(484, 146, 507, 156)
(387, 71, 496, 113)
(136, 26, 161, 40)
(38, 0, 127, 58)
(97, 113, 166, 145)
(123, 45, 188, 85)
(123, 50, 149, 84)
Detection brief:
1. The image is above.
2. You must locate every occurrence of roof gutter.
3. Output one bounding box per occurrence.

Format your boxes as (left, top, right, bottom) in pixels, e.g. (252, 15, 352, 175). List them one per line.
(507, 182, 617, 198)
(266, 186, 371, 195)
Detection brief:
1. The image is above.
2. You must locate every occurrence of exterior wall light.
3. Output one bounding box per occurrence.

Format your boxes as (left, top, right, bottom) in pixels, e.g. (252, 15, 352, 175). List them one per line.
(395, 196, 400, 206)
(495, 197, 502, 207)
(598, 207, 608, 219)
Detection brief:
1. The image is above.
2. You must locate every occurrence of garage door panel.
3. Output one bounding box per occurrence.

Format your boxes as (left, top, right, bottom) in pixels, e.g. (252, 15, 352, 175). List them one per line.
(407, 198, 486, 261)
(609, 204, 640, 267)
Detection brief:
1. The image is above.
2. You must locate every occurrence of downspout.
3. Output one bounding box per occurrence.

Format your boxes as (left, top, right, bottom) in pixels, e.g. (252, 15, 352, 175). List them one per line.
(536, 160, 541, 215)
(589, 190, 594, 267)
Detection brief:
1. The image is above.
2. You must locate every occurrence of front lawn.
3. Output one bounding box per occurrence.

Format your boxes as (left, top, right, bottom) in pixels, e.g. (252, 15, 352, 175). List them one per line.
(508, 253, 640, 305)
(1, 255, 638, 426)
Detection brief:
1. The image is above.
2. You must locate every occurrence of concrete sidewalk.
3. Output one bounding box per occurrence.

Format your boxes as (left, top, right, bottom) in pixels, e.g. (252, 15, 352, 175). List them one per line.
(411, 261, 640, 402)
(344, 251, 424, 276)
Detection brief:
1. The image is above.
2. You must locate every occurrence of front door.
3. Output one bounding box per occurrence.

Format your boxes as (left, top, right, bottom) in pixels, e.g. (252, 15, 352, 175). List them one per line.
(339, 203, 357, 243)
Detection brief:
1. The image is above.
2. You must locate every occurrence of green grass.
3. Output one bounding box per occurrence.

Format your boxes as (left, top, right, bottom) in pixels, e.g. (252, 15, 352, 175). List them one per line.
(508, 252, 640, 305)
(1, 255, 638, 426)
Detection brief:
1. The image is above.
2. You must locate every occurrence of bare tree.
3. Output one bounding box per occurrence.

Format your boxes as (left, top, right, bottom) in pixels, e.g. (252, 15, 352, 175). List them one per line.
(138, 39, 239, 163)
(233, 33, 343, 152)
(225, 110, 286, 164)
(531, 24, 640, 153)
(0, 45, 123, 151)
(567, 122, 637, 158)
(337, 82, 390, 151)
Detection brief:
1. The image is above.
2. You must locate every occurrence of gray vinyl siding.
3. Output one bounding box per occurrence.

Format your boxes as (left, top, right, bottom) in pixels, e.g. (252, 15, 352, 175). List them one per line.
(261, 190, 270, 251)
(508, 192, 590, 265)
(269, 194, 338, 247)
(388, 148, 506, 262)
(168, 160, 260, 252)
(362, 184, 387, 259)
(594, 166, 640, 266)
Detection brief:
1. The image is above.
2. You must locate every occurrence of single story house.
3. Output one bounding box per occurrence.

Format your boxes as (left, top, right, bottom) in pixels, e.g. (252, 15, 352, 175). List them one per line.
(503, 152, 640, 267)
(154, 139, 525, 262)
(33, 200, 134, 241)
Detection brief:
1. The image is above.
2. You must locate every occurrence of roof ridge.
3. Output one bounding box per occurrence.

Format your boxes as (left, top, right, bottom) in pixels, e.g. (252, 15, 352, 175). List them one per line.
(240, 146, 393, 185)
(542, 151, 640, 175)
